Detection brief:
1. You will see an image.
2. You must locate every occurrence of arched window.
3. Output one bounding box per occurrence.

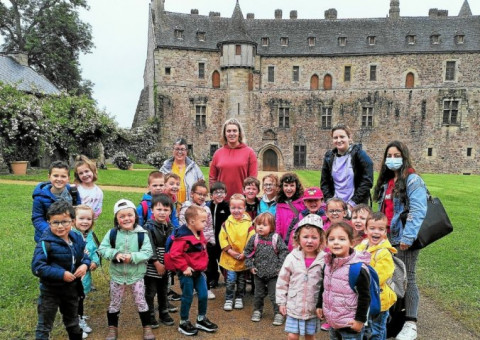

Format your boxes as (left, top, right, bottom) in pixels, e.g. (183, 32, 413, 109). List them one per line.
(310, 74, 319, 90)
(212, 70, 220, 88)
(405, 72, 414, 89)
(323, 74, 332, 90)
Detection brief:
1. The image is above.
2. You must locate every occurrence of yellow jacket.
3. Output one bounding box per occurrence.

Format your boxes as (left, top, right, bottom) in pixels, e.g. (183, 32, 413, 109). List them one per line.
(219, 214, 254, 271)
(355, 239, 397, 311)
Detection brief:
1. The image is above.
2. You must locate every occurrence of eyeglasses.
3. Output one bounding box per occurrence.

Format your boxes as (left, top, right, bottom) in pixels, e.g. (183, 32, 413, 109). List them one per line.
(50, 220, 73, 227)
(194, 192, 208, 198)
(327, 209, 344, 215)
(263, 184, 275, 188)
(174, 148, 187, 152)
(213, 190, 226, 196)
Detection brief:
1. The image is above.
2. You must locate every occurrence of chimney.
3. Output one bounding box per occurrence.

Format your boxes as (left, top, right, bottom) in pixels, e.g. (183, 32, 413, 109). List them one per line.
(247, 13, 255, 19)
(191, 9, 198, 15)
(290, 10, 298, 19)
(389, 0, 400, 19)
(209, 11, 220, 17)
(429, 8, 438, 17)
(9, 52, 29, 67)
(275, 9, 282, 19)
(324, 9, 337, 20)
(437, 10, 448, 17)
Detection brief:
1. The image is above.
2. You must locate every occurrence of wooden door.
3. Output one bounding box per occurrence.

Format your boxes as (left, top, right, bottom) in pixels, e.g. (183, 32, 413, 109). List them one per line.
(212, 70, 220, 88)
(310, 74, 319, 90)
(405, 72, 414, 89)
(263, 149, 278, 171)
(323, 74, 332, 90)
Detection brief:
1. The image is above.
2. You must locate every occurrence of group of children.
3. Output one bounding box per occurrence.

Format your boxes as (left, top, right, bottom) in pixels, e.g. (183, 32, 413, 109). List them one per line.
(31, 160, 399, 340)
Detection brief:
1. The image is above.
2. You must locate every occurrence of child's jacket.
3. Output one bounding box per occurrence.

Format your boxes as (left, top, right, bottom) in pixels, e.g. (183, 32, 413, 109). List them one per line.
(168, 225, 208, 272)
(32, 229, 91, 289)
(219, 214, 254, 271)
(258, 194, 277, 216)
(98, 225, 153, 285)
(355, 239, 397, 311)
(72, 229, 99, 294)
(179, 201, 215, 245)
(136, 192, 179, 228)
(276, 248, 325, 320)
(244, 232, 289, 279)
(31, 181, 81, 242)
(275, 198, 305, 246)
(143, 219, 173, 278)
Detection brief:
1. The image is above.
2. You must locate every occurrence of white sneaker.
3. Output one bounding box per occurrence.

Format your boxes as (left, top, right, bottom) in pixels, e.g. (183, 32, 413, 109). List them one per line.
(79, 316, 92, 333)
(223, 300, 233, 311)
(82, 331, 88, 339)
(396, 321, 417, 340)
(207, 290, 216, 300)
(234, 298, 244, 309)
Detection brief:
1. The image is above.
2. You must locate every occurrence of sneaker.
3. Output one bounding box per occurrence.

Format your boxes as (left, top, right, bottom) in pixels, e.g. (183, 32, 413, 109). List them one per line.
(82, 331, 88, 339)
(168, 290, 182, 301)
(272, 313, 284, 326)
(396, 321, 417, 340)
(79, 316, 92, 333)
(251, 310, 262, 322)
(207, 290, 216, 300)
(168, 302, 178, 313)
(234, 298, 243, 309)
(160, 313, 174, 326)
(150, 318, 160, 329)
(178, 320, 198, 336)
(321, 322, 331, 331)
(195, 317, 218, 332)
(223, 300, 233, 311)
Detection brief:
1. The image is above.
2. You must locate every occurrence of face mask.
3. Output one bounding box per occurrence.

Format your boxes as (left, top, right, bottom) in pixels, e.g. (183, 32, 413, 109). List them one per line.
(385, 157, 403, 171)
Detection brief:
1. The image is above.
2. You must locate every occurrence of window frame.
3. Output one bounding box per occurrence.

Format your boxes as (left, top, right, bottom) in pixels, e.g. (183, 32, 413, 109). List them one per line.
(362, 106, 374, 127)
(321, 106, 332, 129)
(292, 66, 300, 82)
(278, 107, 290, 128)
(338, 37, 347, 46)
(445, 61, 456, 81)
(344, 66, 351, 82)
(308, 37, 316, 47)
(367, 36, 376, 45)
(268, 66, 275, 83)
(369, 65, 377, 81)
(294, 145, 306, 167)
(198, 62, 205, 79)
(442, 99, 459, 125)
(174, 29, 184, 40)
(280, 37, 289, 46)
(406, 35, 416, 45)
(195, 105, 207, 127)
(261, 37, 270, 46)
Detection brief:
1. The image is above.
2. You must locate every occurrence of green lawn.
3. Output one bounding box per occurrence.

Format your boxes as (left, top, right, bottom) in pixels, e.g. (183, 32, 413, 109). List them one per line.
(0, 171, 478, 338)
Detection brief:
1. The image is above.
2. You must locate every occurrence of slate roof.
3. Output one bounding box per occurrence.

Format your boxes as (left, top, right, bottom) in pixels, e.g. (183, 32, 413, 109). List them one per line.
(458, 0, 472, 17)
(0, 55, 60, 95)
(155, 5, 480, 56)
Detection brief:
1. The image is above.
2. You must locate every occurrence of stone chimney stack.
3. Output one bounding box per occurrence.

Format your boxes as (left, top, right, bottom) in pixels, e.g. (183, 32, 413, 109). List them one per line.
(389, 0, 400, 19)
(191, 9, 199, 15)
(246, 13, 255, 19)
(275, 9, 282, 19)
(290, 10, 297, 19)
(324, 8, 337, 20)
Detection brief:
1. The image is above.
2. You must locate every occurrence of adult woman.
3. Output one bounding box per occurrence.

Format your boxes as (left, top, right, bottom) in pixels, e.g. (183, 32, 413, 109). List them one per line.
(209, 118, 257, 201)
(373, 140, 427, 340)
(160, 138, 204, 204)
(320, 124, 373, 207)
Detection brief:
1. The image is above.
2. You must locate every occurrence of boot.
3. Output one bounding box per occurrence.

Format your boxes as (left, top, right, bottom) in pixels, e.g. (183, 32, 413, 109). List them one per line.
(106, 311, 119, 340)
(139, 311, 156, 339)
(105, 326, 117, 340)
(143, 326, 156, 340)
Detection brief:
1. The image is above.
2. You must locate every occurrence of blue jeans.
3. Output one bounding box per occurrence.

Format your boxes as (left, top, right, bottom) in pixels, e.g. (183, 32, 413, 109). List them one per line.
(178, 272, 208, 321)
(366, 311, 389, 340)
(225, 270, 246, 301)
(329, 327, 364, 340)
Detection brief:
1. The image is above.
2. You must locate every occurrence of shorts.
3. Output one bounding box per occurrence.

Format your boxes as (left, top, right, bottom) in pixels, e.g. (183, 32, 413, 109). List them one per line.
(285, 315, 320, 335)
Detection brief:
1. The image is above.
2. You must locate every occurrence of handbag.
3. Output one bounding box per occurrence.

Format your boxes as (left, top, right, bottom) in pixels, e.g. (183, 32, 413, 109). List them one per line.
(400, 189, 453, 250)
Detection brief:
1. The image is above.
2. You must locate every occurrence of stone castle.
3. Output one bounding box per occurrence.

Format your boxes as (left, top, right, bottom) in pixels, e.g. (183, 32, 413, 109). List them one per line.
(133, 0, 480, 174)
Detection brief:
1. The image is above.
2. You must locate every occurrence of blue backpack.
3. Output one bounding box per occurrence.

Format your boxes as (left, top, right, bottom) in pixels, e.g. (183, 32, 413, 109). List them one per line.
(349, 262, 381, 317)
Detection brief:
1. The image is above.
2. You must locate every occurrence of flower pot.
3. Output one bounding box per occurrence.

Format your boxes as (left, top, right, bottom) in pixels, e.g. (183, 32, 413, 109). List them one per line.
(10, 161, 28, 175)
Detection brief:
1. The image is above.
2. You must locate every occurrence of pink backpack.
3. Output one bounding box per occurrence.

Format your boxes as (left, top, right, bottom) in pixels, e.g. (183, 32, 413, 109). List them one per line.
(246, 233, 280, 258)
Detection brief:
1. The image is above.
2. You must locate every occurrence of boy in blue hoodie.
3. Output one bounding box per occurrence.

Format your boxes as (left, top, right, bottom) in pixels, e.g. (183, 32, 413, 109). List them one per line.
(137, 171, 165, 225)
(32, 200, 91, 340)
(32, 161, 81, 242)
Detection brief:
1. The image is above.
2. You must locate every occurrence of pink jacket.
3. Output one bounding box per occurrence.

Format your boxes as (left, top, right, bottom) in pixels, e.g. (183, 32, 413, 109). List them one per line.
(322, 250, 371, 329)
(276, 248, 325, 320)
(275, 198, 305, 248)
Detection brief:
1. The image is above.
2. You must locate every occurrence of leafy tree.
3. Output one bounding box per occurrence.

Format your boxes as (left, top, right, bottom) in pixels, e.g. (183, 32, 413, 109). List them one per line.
(0, 0, 94, 95)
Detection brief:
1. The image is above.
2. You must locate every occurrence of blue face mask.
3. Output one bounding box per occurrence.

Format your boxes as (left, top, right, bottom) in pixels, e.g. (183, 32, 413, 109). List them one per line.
(385, 157, 403, 171)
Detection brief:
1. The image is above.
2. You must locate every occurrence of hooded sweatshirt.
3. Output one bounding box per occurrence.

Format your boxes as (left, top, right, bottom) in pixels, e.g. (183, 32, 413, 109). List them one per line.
(168, 224, 208, 272)
(219, 214, 254, 271)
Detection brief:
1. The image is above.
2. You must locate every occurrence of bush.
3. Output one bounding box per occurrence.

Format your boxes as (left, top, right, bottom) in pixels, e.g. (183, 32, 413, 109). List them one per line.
(146, 151, 167, 168)
(112, 152, 132, 170)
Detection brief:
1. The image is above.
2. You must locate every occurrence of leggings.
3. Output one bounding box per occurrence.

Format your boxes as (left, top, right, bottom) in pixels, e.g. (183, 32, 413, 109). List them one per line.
(395, 247, 420, 321)
(108, 279, 149, 313)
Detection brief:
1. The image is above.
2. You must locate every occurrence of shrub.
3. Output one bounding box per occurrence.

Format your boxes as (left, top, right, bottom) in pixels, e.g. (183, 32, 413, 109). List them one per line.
(146, 151, 167, 168)
(112, 152, 132, 170)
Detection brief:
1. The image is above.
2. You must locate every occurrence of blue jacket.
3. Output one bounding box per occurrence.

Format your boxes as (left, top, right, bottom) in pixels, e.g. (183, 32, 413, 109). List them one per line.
(137, 192, 179, 228)
(378, 174, 427, 246)
(31, 181, 81, 242)
(31, 229, 91, 289)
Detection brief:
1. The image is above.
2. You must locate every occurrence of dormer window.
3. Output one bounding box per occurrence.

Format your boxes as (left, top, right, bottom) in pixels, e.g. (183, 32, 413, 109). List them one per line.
(280, 37, 289, 46)
(431, 34, 440, 45)
(262, 37, 269, 46)
(455, 34, 465, 45)
(406, 35, 416, 45)
(367, 36, 376, 45)
(174, 29, 184, 40)
(308, 37, 316, 47)
(338, 37, 347, 47)
(197, 32, 206, 42)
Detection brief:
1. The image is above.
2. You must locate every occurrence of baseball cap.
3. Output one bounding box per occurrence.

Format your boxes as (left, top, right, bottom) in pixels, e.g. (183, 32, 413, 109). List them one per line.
(297, 214, 323, 229)
(113, 199, 136, 215)
(302, 187, 324, 200)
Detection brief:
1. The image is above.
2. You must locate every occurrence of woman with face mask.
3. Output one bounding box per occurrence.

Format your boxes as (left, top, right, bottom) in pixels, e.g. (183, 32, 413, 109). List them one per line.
(373, 140, 428, 340)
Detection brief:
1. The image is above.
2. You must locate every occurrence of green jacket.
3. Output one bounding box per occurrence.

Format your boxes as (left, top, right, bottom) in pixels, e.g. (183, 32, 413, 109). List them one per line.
(98, 225, 153, 285)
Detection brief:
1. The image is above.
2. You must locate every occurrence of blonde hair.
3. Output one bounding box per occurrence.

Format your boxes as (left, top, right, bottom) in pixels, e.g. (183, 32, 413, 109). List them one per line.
(74, 205, 95, 233)
(73, 155, 98, 184)
(221, 118, 246, 145)
(229, 193, 246, 206)
(185, 205, 206, 224)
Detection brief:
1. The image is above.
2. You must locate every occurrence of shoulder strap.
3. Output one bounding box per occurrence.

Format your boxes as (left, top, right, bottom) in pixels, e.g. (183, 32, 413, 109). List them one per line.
(138, 232, 145, 250)
(348, 262, 362, 292)
(69, 186, 78, 206)
(287, 200, 299, 216)
(246, 234, 259, 259)
(141, 201, 149, 221)
(272, 233, 279, 254)
(91, 231, 100, 248)
(109, 228, 117, 248)
(41, 241, 51, 260)
(284, 201, 300, 244)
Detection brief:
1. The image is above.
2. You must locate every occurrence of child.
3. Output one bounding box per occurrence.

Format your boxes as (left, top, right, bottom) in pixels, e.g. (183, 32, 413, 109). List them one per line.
(167, 205, 218, 336)
(275, 173, 305, 249)
(323, 198, 349, 231)
(244, 212, 288, 325)
(32, 200, 90, 340)
(219, 193, 255, 311)
(32, 160, 82, 242)
(276, 214, 325, 340)
(258, 173, 279, 216)
(97, 199, 154, 340)
(206, 181, 230, 288)
(355, 212, 397, 340)
(351, 204, 373, 247)
(72, 205, 100, 338)
(73, 155, 104, 219)
(143, 194, 175, 329)
(243, 176, 260, 220)
(164, 172, 181, 229)
(137, 171, 165, 226)
(179, 179, 216, 299)
(316, 221, 371, 340)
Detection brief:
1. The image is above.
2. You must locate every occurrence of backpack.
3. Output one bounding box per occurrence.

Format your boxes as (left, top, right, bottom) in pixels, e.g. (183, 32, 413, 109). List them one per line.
(246, 233, 280, 258)
(349, 262, 381, 317)
(163, 233, 176, 271)
(109, 228, 145, 263)
(141, 200, 149, 223)
(68, 186, 79, 206)
(375, 250, 407, 299)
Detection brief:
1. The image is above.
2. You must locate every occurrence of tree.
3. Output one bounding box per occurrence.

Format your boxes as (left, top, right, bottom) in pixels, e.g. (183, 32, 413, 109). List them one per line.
(0, 0, 94, 95)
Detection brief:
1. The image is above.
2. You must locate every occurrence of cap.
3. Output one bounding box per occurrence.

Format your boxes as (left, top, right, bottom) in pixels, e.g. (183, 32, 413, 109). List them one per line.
(297, 214, 323, 229)
(302, 187, 324, 200)
(113, 199, 136, 215)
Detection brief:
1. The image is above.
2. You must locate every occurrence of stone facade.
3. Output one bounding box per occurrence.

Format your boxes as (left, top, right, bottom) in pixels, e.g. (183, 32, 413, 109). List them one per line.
(133, 0, 480, 174)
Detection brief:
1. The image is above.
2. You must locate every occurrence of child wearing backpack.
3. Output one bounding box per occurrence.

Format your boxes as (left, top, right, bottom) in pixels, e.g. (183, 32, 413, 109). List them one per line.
(276, 214, 325, 340)
(97, 199, 154, 340)
(244, 212, 288, 325)
(355, 212, 397, 340)
(137, 171, 165, 226)
(73, 155, 104, 219)
(316, 221, 372, 340)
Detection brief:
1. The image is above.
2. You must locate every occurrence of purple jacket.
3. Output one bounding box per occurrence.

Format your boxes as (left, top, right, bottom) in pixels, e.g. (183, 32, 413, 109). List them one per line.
(275, 198, 305, 247)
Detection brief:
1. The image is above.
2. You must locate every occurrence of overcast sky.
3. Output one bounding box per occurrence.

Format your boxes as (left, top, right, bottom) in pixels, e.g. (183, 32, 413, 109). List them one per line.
(79, 0, 477, 128)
